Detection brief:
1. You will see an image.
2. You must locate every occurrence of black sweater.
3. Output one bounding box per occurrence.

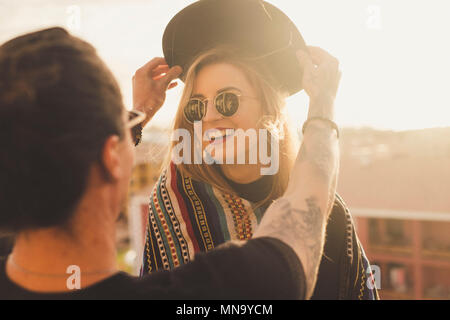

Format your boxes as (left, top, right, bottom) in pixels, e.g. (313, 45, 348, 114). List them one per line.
(0, 237, 305, 300)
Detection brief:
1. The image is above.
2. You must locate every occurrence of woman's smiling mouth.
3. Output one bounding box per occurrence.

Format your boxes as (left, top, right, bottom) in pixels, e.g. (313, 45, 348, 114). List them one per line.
(206, 128, 235, 145)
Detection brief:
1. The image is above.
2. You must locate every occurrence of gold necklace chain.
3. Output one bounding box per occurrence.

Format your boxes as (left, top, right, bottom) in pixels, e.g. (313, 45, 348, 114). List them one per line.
(7, 255, 118, 278)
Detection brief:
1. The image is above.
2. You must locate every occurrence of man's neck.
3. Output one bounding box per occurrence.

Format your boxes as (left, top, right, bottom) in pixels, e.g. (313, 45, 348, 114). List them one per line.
(6, 188, 119, 293)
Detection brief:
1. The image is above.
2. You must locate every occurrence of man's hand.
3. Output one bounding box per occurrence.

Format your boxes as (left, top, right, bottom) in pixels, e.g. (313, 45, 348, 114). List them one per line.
(132, 57, 182, 127)
(296, 46, 341, 119)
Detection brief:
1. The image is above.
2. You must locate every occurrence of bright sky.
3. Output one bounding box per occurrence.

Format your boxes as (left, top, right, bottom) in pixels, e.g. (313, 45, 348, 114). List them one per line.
(1, 0, 449, 131)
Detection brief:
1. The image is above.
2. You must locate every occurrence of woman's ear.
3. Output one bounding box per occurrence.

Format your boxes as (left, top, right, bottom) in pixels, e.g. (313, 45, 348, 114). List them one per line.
(101, 135, 122, 181)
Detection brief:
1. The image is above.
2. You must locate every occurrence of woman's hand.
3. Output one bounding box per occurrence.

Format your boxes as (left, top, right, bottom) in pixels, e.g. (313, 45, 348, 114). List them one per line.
(132, 57, 182, 127)
(296, 46, 342, 119)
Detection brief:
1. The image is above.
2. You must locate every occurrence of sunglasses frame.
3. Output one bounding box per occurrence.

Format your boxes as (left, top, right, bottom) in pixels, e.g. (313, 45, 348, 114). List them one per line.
(127, 109, 146, 129)
(184, 91, 255, 124)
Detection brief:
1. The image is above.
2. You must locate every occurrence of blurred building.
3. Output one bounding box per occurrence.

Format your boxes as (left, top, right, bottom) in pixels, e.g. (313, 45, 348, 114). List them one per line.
(338, 127, 450, 299)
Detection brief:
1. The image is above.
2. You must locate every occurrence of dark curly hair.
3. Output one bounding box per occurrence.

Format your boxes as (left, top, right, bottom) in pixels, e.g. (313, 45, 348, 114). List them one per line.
(0, 27, 124, 232)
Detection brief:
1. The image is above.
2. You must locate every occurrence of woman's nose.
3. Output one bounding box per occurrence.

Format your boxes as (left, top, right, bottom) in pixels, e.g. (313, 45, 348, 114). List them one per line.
(202, 99, 223, 122)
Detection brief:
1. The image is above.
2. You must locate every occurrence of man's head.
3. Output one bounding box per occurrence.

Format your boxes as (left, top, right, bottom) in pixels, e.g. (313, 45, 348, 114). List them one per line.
(0, 27, 135, 233)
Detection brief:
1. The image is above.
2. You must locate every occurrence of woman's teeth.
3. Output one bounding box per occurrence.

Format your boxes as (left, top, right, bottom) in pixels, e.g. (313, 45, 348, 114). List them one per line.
(209, 130, 232, 143)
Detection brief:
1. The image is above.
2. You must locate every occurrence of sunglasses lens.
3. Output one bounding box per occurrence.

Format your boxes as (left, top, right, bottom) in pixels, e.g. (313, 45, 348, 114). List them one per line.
(216, 92, 239, 117)
(184, 99, 205, 122)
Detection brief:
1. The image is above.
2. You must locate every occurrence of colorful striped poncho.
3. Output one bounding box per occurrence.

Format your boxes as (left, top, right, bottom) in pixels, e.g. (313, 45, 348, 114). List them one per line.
(141, 162, 379, 300)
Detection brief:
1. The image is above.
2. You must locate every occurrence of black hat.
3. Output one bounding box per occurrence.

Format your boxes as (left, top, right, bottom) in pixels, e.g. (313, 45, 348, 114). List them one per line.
(162, 0, 307, 96)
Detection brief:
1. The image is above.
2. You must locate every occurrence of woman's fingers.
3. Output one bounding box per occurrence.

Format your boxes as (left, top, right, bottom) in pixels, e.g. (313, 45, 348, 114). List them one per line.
(135, 58, 181, 93)
(296, 49, 316, 93)
(152, 74, 165, 81)
(153, 66, 182, 88)
(151, 65, 170, 77)
(154, 64, 169, 69)
(135, 57, 167, 85)
(296, 49, 314, 72)
(296, 46, 341, 101)
(161, 65, 183, 87)
(137, 58, 182, 84)
(307, 46, 335, 66)
(132, 59, 182, 126)
(139, 57, 166, 74)
(168, 82, 178, 90)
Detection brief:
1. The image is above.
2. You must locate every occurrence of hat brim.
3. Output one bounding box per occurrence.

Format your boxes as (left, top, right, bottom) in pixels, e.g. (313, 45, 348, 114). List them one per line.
(162, 0, 307, 96)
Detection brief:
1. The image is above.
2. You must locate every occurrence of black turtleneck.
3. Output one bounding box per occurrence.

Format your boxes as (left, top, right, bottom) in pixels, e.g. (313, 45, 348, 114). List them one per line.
(221, 171, 274, 203)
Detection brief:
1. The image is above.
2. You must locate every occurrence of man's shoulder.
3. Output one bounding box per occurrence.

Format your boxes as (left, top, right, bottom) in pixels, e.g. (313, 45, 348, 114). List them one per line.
(0, 268, 162, 300)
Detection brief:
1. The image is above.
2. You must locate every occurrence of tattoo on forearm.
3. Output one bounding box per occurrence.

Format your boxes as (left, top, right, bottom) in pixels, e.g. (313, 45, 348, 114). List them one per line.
(255, 196, 326, 297)
(297, 128, 337, 181)
(291, 198, 323, 280)
(297, 141, 308, 161)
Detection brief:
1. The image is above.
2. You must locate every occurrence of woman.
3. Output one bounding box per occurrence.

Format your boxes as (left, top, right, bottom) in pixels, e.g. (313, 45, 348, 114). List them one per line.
(133, 0, 378, 300)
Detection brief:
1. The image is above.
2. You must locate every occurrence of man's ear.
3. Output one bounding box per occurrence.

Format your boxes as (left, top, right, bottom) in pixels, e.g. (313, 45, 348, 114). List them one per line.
(101, 135, 122, 181)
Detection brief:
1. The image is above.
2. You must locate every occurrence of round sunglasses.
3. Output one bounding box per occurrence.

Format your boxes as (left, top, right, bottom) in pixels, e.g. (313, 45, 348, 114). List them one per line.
(183, 91, 257, 123)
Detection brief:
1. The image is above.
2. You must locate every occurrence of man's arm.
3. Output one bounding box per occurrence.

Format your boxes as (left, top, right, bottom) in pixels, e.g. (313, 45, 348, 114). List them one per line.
(145, 237, 306, 300)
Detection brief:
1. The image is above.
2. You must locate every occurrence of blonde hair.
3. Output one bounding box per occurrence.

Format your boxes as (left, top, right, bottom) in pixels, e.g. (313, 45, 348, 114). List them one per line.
(165, 46, 297, 208)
